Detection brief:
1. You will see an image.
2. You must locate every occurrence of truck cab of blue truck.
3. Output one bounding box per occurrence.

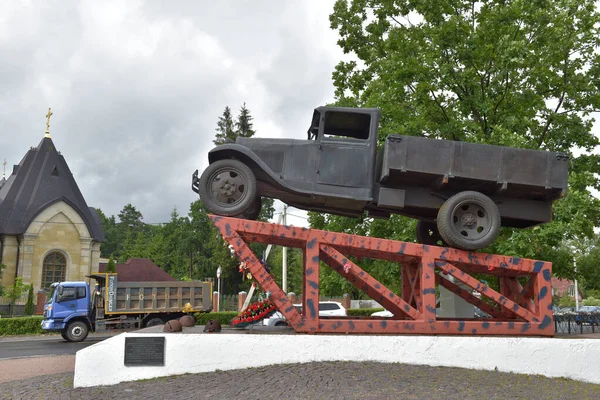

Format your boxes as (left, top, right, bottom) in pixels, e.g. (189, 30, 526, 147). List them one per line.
(42, 273, 212, 342)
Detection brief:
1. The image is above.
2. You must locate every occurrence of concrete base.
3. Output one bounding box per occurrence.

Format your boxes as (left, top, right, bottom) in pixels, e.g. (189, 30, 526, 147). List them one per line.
(74, 326, 600, 388)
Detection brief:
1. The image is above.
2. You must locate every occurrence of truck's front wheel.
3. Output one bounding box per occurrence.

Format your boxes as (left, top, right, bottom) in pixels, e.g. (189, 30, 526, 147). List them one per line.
(65, 321, 89, 342)
(437, 191, 500, 251)
(198, 159, 257, 217)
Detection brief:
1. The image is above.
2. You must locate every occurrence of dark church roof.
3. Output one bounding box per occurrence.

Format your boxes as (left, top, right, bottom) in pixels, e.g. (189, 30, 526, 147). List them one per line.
(99, 258, 175, 282)
(0, 136, 105, 241)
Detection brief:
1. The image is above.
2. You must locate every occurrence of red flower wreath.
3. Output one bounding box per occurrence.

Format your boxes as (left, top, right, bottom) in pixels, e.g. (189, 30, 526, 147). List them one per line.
(231, 299, 277, 327)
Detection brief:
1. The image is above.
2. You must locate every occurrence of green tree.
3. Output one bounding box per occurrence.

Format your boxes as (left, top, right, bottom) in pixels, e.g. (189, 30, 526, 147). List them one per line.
(97, 208, 118, 258)
(323, 0, 600, 282)
(105, 254, 117, 273)
(213, 106, 236, 145)
(235, 103, 256, 139)
(24, 283, 34, 315)
(5, 277, 27, 316)
(118, 204, 144, 231)
(577, 236, 600, 291)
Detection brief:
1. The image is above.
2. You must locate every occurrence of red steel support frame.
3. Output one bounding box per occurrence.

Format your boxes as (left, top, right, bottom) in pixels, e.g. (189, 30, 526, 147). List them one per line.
(211, 216, 554, 336)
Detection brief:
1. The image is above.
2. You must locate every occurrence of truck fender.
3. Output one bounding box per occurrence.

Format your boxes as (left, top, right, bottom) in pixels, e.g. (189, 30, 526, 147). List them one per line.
(63, 313, 92, 328)
(207, 144, 303, 195)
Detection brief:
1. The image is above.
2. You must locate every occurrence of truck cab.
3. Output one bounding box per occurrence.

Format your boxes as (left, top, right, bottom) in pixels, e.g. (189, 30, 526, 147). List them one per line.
(192, 106, 380, 219)
(42, 281, 92, 342)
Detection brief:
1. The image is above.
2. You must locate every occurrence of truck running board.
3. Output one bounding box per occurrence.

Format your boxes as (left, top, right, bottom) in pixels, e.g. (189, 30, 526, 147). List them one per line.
(210, 215, 554, 336)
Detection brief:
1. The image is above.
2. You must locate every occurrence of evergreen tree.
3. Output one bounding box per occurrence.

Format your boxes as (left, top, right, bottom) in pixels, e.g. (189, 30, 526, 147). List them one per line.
(24, 283, 34, 315)
(105, 254, 117, 273)
(213, 106, 236, 145)
(235, 102, 256, 139)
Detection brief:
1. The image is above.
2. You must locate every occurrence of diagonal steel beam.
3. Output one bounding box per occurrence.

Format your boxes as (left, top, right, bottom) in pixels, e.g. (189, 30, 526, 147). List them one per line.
(436, 261, 540, 322)
(319, 244, 420, 320)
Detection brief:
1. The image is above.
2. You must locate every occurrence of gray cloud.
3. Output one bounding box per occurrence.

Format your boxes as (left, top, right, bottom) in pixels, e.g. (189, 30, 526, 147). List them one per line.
(0, 0, 344, 224)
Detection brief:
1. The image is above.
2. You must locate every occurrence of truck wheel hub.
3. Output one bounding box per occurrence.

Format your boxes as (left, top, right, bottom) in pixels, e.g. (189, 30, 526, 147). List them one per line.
(220, 180, 237, 196)
(460, 213, 477, 228)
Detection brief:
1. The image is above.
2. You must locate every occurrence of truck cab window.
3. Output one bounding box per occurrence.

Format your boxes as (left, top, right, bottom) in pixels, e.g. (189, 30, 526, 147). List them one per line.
(58, 287, 77, 302)
(323, 111, 371, 140)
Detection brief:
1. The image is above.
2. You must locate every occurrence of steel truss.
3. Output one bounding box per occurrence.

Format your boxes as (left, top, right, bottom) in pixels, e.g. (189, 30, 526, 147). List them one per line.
(211, 216, 554, 336)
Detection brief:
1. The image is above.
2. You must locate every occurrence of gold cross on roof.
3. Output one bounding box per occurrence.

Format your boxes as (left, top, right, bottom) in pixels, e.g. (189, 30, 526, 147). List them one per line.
(2, 158, 6, 178)
(45, 108, 53, 138)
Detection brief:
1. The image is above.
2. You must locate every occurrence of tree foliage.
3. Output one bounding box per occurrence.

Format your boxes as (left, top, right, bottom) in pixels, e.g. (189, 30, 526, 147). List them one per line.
(5, 277, 27, 316)
(24, 283, 34, 315)
(213, 106, 236, 145)
(320, 0, 600, 286)
(105, 254, 116, 273)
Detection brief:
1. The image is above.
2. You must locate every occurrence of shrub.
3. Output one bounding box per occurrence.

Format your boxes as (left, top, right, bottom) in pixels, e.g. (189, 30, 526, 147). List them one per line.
(582, 297, 600, 306)
(0, 316, 46, 336)
(194, 311, 238, 326)
(347, 308, 384, 317)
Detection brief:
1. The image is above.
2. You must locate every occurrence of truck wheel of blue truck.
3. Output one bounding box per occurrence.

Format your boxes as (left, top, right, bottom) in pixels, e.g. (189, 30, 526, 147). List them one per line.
(198, 159, 257, 217)
(415, 221, 448, 247)
(64, 320, 89, 342)
(436, 191, 501, 251)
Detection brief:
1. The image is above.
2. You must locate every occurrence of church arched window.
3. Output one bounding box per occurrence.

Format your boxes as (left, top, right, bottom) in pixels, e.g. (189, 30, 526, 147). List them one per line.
(42, 252, 67, 289)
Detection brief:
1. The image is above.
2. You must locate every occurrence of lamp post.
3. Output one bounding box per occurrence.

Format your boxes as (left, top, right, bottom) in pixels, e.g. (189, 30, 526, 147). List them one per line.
(216, 266, 222, 312)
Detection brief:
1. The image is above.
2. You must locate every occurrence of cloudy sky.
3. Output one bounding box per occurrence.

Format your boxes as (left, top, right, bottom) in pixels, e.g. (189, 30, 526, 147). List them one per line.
(0, 1, 346, 226)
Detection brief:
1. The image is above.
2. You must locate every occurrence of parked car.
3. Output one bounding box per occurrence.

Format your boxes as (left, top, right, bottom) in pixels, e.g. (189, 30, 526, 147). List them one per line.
(263, 301, 347, 327)
(575, 306, 600, 326)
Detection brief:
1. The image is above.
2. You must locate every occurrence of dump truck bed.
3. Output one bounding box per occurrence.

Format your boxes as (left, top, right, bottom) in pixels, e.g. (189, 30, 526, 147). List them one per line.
(379, 135, 569, 200)
(97, 274, 212, 314)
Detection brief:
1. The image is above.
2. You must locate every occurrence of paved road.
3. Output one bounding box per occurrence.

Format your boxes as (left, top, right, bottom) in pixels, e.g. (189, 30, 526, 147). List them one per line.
(0, 335, 108, 360)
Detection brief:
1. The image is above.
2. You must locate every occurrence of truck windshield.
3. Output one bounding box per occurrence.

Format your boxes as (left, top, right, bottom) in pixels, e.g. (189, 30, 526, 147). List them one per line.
(45, 285, 57, 304)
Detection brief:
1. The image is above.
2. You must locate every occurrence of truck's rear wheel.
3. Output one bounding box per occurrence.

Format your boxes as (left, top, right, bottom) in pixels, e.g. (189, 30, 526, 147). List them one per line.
(415, 220, 447, 247)
(198, 159, 257, 216)
(437, 191, 500, 251)
(65, 321, 89, 342)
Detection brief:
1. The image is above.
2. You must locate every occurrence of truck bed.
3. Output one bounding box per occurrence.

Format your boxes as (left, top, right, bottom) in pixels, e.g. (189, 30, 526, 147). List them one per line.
(379, 135, 569, 201)
(104, 277, 212, 314)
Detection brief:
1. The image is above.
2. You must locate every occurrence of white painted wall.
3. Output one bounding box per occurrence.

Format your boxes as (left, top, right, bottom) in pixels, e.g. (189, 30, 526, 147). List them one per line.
(74, 332, 600, 388)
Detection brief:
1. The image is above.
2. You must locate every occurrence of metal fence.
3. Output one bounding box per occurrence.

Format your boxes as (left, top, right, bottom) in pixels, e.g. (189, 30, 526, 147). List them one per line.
(553, 312, 600, 335)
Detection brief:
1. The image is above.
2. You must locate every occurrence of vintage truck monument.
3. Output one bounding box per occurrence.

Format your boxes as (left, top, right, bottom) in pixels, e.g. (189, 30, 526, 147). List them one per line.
(192, 106, 568, 250)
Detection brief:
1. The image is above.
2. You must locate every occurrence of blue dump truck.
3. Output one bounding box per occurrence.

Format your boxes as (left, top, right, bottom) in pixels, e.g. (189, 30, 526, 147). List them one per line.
(41, 272, 212, 342)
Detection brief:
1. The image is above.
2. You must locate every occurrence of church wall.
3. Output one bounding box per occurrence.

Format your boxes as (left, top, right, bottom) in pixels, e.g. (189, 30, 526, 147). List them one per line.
(0, 236, 18, 288)
(23, 201, 101, 294)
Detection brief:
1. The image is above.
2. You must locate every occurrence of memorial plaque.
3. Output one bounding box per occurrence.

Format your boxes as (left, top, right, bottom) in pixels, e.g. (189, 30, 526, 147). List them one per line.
(124, 337, 165, 366)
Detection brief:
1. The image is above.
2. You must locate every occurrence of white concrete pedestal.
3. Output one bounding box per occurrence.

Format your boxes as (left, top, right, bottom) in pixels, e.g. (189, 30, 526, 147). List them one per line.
(73, 327, 600, 388)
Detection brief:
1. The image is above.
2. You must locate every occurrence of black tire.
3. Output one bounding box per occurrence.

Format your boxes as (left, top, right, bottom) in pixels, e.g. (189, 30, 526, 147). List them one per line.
(416, 220, 447, 247)
(237, 197, 262, 220)
(198, 159, 257, 216)
(60, 331, 69, 341)
(65, 321, 89, 342)
(274, 320, 287, 327)
(437, 191, 501, 251)
(145, 317, 164, 327)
